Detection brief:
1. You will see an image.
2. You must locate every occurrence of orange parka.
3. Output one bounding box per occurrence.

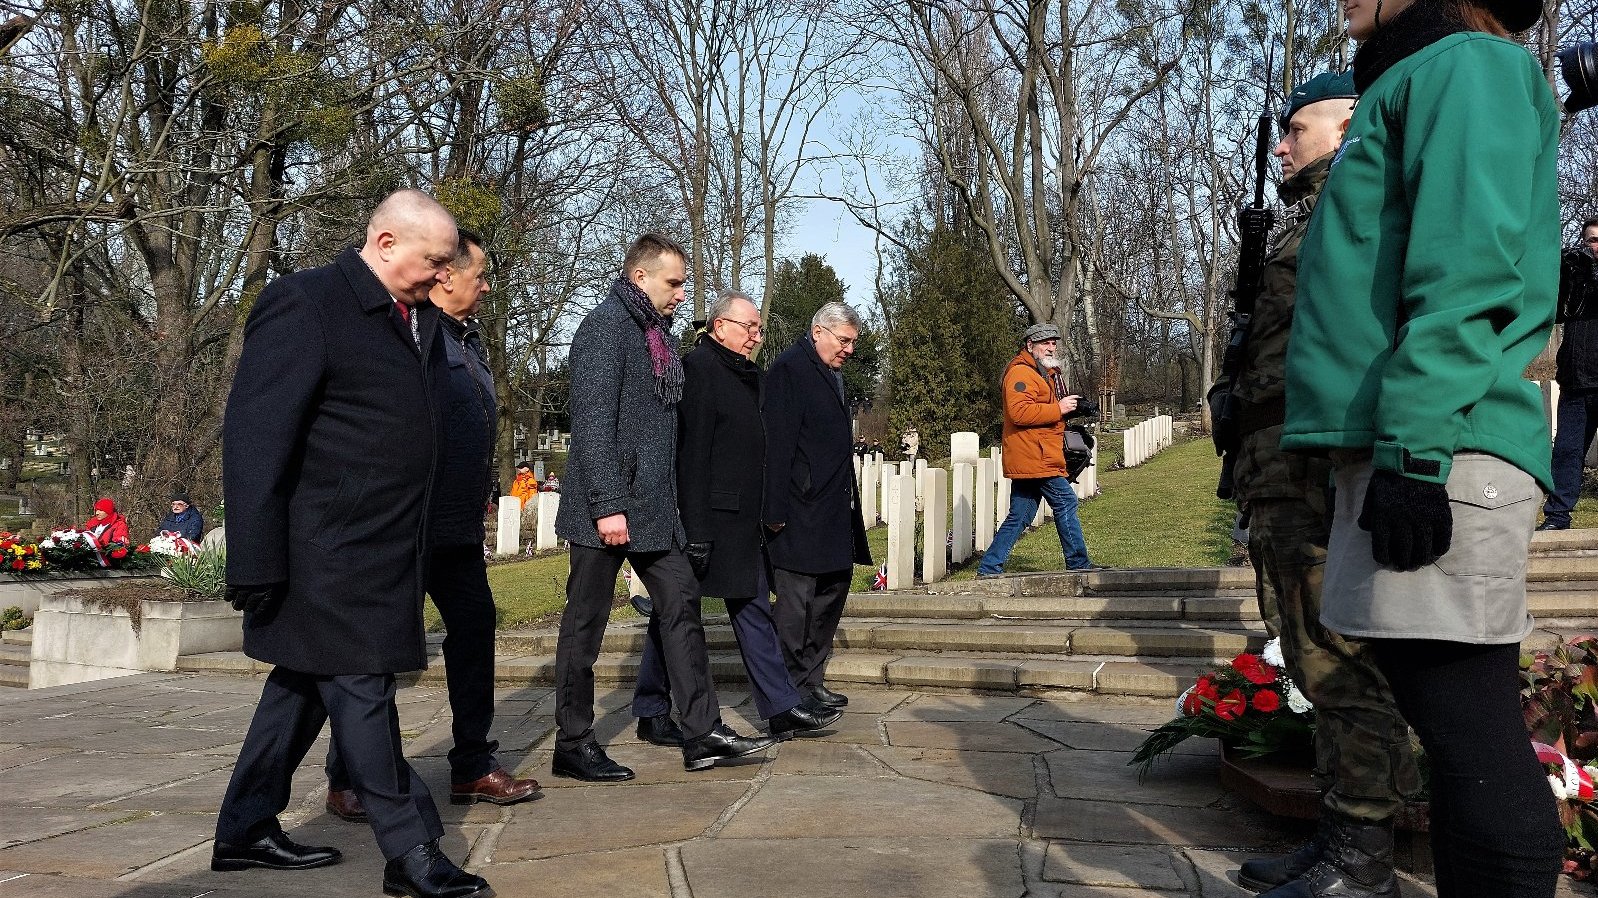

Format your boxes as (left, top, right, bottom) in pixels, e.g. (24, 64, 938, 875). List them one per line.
(1000, 351, 1067, 479)
(509, 471, 539, 507)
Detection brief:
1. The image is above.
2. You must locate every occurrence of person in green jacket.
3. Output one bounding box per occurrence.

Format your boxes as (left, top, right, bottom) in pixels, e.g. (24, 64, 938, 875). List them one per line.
(1280, 0, 1566, 896)
(1220, 72, 1420, 897)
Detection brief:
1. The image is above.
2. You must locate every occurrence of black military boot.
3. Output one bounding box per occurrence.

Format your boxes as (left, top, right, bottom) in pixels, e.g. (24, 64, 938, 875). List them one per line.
(1237, 818, 1331, 892)
(1256, 819, 1398, 898)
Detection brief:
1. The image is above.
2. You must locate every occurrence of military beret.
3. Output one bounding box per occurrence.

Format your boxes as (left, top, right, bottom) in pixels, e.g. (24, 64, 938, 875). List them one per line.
(1484, 0, 1542, 33)
(1278, 71, 1359, 132)
(1023, 323, 1061, 344)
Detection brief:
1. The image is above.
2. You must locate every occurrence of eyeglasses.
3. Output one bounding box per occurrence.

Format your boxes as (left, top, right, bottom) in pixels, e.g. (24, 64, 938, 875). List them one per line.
(718, 317, 763, 337)
(818, 325, 858, 349)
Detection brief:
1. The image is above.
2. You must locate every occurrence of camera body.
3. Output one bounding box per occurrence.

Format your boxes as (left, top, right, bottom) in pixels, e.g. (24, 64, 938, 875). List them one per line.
(1066, 397, 1101, 421)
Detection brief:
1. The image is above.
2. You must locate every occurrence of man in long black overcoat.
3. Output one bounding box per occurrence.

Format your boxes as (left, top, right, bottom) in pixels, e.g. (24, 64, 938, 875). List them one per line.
(762, 301, 873, 710)
(213, 190, 491, 898)
(630, 290, 842, 740)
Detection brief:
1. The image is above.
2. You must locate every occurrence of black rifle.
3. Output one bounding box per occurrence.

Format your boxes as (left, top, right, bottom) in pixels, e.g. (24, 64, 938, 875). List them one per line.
(1212, 101, 1277, 501)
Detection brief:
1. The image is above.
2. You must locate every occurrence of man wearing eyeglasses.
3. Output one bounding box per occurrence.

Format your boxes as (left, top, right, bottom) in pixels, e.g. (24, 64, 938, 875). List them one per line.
(631, 290, 843, 741)
(762, 302, 873, 712)
(1540, 217, 1598, 531)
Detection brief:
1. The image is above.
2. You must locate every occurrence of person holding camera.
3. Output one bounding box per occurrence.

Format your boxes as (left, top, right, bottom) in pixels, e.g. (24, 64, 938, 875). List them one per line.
(1217, 72, 1419, 897)
(1282, 0, 1566, 894)
(1538, 218, 1598, 531)
(977, 323, 1098, 576)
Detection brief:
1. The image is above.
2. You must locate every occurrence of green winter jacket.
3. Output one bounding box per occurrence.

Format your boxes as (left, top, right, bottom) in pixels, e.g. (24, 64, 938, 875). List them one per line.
(1281, 32, 1562, 491)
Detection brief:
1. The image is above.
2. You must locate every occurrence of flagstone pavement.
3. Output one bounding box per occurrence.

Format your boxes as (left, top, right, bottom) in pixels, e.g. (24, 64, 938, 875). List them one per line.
(1, 673, 1594, 898)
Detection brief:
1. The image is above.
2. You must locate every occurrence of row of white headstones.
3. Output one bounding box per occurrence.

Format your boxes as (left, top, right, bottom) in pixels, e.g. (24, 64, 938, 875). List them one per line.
(868, 419, 1172, 588)
(489, 416, 1176, 590)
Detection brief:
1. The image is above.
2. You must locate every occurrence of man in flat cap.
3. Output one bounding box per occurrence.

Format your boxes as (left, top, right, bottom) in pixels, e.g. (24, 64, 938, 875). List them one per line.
(977, 322, 1097, 576)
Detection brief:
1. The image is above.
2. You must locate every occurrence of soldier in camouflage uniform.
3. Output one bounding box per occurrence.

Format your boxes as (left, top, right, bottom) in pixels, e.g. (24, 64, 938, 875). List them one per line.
(1213, 73, 1420, 896)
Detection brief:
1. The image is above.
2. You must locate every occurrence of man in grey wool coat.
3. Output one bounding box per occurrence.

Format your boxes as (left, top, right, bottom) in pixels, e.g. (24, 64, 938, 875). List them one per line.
(551, 232, 774, 780)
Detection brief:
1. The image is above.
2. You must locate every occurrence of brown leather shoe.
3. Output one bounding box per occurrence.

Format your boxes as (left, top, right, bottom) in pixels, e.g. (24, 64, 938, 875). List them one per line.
(450, 767, 541, 806)
(325, 788, 367, 822)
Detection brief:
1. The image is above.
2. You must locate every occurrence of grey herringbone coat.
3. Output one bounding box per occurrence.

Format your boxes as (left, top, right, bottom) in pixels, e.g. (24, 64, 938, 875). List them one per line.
(554, 287, 688, 552)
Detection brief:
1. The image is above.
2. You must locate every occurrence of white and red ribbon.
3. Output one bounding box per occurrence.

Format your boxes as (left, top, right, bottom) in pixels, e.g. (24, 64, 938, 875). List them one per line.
(1534, 740, 1595, 801)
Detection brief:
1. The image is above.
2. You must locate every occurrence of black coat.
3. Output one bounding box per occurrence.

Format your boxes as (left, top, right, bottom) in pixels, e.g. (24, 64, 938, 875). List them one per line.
(224, 247, 445, 675)
(555, 286, 687, 552)
(1557, 247, 1598, 391)
(676, 337, 765, 597)
(761, 336, 871, 575)
(429, 315, 497, 547)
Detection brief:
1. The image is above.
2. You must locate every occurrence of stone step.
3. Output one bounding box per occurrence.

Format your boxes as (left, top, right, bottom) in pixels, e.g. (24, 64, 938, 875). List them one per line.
(0, 640, 27, 689)
(177, 647, 1220, 698)
(0, 642, 27, 664)
(492, 618, 1268, 663)
(1, 626, 31, 645)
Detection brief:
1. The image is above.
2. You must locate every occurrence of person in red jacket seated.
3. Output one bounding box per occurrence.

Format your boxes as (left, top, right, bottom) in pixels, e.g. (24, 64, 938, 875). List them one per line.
(82, 498, 130, 547)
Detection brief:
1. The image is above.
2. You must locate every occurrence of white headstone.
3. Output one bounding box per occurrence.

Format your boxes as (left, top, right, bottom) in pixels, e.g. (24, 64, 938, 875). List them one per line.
(951, 462, 974, 564)
(922, 467, 948, 583)
(950, 432, 980, 466)
(861, 458, 880, 526)
(535, 492, 561, 550)
(887, 473, 917, 588)
(975, 458, 996, 552)
(914, 458, 928, 511)
(880, 458, 894, 525)
(496, 496, 522, 555)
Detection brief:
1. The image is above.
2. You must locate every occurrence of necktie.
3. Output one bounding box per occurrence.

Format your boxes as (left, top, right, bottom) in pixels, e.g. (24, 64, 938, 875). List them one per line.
(394, 301, 419, 349)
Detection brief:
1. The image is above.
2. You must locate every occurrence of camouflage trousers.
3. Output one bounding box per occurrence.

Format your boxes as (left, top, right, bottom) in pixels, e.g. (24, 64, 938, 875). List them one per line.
(1248, 496, 1420, 825)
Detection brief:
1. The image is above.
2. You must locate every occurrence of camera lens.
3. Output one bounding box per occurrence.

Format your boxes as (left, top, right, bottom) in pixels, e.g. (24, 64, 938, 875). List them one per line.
(1559, 42, 1598, 114)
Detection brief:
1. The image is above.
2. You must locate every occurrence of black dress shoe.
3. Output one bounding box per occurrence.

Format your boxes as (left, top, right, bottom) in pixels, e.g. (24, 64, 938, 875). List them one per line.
(1536, 521, 1569, 531)
(630, 594, 654, 616)
(808, 684, 848, 708)
(682, 723, 776, 771)
(768, 702, 842, 737)
(383, 841, 493, 898)
(551, 740, 635, 782)
(212, 831, 342, 872)
(637, 714, 685, 746)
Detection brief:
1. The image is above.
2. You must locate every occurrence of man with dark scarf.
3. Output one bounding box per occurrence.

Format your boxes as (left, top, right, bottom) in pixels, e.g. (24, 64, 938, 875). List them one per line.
(551, 233, 774, 781)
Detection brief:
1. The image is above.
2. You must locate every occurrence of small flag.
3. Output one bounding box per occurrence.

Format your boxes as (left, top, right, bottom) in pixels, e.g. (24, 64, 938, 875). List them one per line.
(872, 563, 888, 591)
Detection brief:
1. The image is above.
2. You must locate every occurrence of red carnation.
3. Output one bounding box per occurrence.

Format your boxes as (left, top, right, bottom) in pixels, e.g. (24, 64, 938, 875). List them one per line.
(10, 559, 23, 571)
(1215, 688, 1246, 720)
(110, 547, 128, 559)
(1251, 689, 1282, 713)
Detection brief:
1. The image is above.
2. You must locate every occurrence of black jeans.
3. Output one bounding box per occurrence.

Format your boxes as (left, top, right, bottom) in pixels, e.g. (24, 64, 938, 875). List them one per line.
(1372, 639, 1564, 898)
(329, 544, 499, 788)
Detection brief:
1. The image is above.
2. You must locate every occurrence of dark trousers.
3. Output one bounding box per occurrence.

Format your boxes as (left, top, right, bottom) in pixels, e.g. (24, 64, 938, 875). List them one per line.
(216, 667, 443, 860)
(772, 566, 851, 689)
(634, 562, 803, 721)
(557, 543, 718, 747)
(328, 544, 499, 789)
(1373, 640, 1564, 898)
(1543, 388, 1598, 528)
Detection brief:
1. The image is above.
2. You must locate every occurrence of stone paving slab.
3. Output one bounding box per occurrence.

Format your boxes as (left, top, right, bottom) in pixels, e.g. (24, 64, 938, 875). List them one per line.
(0, 673, 1593, 898)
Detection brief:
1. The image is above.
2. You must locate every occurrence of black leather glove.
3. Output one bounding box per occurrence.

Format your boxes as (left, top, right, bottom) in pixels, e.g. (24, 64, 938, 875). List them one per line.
(684, 542, 713, 580)
(1358, 469, 1452, 572)
(226, 583, 285, 615)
